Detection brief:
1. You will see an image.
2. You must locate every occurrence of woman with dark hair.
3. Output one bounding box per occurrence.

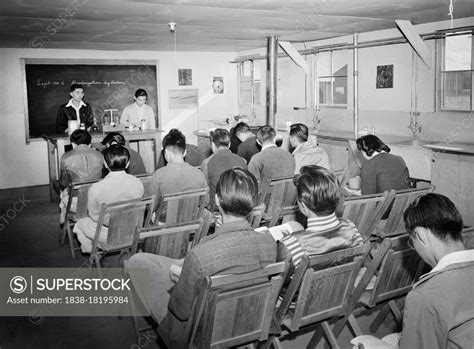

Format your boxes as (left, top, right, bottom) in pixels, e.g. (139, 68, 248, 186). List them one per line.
(356, 135, 410, 195)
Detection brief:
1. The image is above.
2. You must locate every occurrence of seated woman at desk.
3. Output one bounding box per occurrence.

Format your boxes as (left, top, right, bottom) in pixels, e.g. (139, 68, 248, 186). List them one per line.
(356, 135, 410, 195)
(121, 88, 155, 130)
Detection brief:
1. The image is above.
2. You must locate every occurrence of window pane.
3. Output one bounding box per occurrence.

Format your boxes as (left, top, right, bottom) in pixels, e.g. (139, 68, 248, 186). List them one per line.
(333, 76, 347, 105)
(319, 77, 333, 104)
(445, 34, 472, 71)
(239, 80, 252, 104)
(241, 61, 252, 77)
(317, 52, 331, 77)
(442, 71, 471, 110)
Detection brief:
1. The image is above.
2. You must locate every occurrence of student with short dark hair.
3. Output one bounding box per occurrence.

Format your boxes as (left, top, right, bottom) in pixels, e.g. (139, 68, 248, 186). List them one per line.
(151, 129, 208, 222)
(278, 165, 363, 270)
(289, 123, 329, 173)
(398, 193, 474, 349)
(121, 88, 156, 130)
(201, 128, 247, 210)
(73, 144, 144, 253)
(126, 167, 277, 348)
(57, 129, 104, 224)
(356, 135, 410, 195)
(248, 125, 295, 183)
(56, 84, 94, 133)
(102, 131, 146, 175)
(234, 122, 261, 163)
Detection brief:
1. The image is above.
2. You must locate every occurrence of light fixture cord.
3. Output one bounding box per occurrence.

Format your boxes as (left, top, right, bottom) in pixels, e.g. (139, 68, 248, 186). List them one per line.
(448, 0, 454, 29)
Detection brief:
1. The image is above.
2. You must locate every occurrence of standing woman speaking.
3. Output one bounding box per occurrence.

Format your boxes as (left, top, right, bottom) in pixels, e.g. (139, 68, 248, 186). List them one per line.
(356, 135, 411, 195)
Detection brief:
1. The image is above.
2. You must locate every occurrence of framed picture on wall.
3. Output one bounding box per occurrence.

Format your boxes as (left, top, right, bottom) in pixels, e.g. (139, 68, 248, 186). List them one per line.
(178, 69, 192, 86)
(212, 77, 224, 94)
(376, 64, 393, 89)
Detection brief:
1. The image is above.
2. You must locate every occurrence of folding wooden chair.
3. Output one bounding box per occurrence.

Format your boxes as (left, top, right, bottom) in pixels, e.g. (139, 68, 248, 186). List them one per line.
(258, 175, 297, 227)
(273, 243, 371, 349)
(375, 186, 434, 238)
(88, 196, 155, 269)
(341, 190, 396, 240)
(462, 227, 474, 249)
(360, 234, 426, 333)
(136, 173, 153, 196)
(60, 179, 98, 258)
(246, 203, 266, 229)
(145, 187, 209, 252)
(183, 261, 287, 349)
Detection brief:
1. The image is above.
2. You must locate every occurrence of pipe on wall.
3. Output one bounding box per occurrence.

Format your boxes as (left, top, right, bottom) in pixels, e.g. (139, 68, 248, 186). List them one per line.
(266, 36, 278, 127)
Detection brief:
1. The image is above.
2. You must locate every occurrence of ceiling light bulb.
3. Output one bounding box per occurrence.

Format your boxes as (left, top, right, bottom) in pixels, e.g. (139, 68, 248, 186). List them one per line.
(168, 22, 176, 32)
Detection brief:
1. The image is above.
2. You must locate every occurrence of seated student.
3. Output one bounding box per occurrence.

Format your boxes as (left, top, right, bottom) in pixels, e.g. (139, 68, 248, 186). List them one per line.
(248, 125, 295, 184)
(101, 132, 146, 176)
(73, 145, 144, 253)
(356, 135, 410, 195)
(121, 88, 156, 130)
(201, 128, 247, 210)
(353, 193, 474, 349)
(398, 193, 474, 348)
(278, 165, 363, 271)
(151, 129, 208, 222)
(156, 143, 204, 168)
(56, 129, 104, 224)
(289, 123, 329, 173)
(126, 167, 277, 349)
(235, 122, 261, 163)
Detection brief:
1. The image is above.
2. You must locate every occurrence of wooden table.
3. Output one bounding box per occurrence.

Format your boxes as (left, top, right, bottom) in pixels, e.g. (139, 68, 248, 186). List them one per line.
(44, 130, 162, 202)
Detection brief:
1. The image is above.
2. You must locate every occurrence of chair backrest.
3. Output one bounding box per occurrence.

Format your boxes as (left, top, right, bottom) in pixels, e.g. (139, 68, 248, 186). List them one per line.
(365, 234, 426, 307)
(162, 187, 209, 224)
(382, 186, 434, 237)
(462, 227, 474, 249)
(91, 196, 155, 252)
(341, 190, 395, 240)
(136, 174, 153, 197)
(277, 243, 371, 332)
(258, 176, 297, 227)
(66, 179, 99, 221)
(190, 261, 286, 349)
(133, 219, 204, 259)
(246, 203, 266, 228)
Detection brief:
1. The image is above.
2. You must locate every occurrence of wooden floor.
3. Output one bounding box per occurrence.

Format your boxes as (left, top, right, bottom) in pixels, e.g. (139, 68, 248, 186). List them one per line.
(0, 185, 397, 349)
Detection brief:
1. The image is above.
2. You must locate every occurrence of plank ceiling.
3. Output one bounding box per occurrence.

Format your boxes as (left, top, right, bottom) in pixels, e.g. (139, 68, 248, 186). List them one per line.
(1, 0, 473, 51)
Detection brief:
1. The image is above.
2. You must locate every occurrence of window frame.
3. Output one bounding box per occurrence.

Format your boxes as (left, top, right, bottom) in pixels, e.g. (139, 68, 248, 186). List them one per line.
(314, 51, 348, 108)
(436, 31, 474, 112)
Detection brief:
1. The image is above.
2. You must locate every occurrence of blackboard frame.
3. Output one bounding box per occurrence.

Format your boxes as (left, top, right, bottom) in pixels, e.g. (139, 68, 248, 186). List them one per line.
(21, 58, 161, 142)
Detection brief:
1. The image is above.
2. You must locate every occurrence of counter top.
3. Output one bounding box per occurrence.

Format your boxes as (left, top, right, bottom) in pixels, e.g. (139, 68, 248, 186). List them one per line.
(314, 130, 413, 145)
(423, 142, 474, 155)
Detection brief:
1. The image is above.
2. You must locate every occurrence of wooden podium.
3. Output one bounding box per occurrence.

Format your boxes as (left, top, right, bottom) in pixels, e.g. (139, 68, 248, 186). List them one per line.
(44, 130, 162, 202)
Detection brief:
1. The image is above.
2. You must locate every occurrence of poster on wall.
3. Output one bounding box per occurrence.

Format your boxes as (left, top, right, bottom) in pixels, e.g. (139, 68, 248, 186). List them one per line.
(178, 69, 192, 86)
(168, 89, 198, 109)
(376, 65, 393, 89)
(212, 77, 224, 94)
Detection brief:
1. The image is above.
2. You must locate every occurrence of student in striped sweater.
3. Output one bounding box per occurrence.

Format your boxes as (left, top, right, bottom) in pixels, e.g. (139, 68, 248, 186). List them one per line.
(278, 165, 363, 271)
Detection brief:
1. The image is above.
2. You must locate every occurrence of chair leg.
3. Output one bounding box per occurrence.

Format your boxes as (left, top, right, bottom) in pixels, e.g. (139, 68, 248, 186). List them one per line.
(347, 314, 363, 337)
(369, 303, 391, 333)
(66, 224, 76, 259)
(388, 300, 403, 324)
(307, 325, 325, 349)
(320, 321, 340, 349)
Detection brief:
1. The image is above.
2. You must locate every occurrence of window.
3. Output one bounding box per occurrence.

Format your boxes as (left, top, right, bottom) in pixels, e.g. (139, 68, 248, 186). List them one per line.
(439, 33, 473, 111)
(316, 51, 348, 107)
(238, 60, 261, 105)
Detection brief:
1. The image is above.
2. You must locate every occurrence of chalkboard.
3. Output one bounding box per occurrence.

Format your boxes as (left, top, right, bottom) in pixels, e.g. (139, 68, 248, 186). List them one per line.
(22, 59, 159, 139)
